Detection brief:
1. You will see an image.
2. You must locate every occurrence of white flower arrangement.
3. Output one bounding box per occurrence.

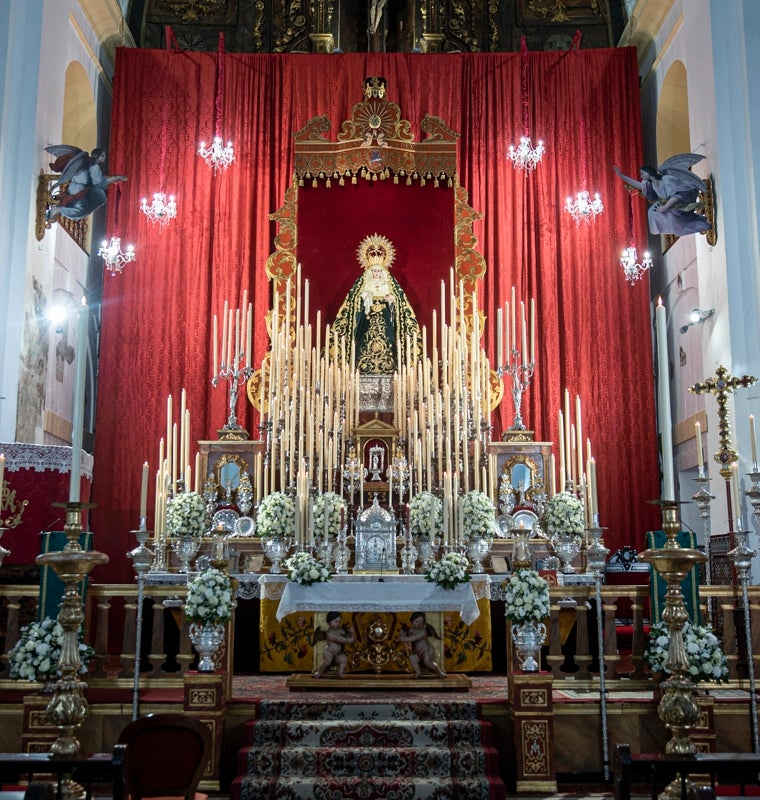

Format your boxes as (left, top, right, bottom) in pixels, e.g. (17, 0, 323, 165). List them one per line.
(645, 620, 729, 684)
(7, 617, 93, 683)
(425, 552, 471, 590)
(503, 568, 551, 623)
(283, 550, 332, 586)
(542, 490, 585, 534)
(166, 491, 208, 538)
(184, 568, 234, 625)
(461, 490, 496, 538)
(312, 492, 346, 537)
(409, 491, 443, 537)
(257, 491, 296, 538)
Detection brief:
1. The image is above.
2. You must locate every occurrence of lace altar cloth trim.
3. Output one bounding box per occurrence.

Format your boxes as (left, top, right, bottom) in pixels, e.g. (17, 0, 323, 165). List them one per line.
(0, 442, 94, 479)
(258, 572, 491, 602)
(262, 573, 484, 625)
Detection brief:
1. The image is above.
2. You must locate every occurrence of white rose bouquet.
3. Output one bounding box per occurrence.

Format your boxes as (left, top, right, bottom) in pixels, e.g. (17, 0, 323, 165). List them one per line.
(503, 568, 551, 623)
(8, 617, 93, 683)
(283, 550, 332, 586)
(462, 490, 496, 538)
(184, 568, 234, 625)
(312, 492, 346, 537)
(645, 620, 729, 684)
(257, 491, 296, 538)
(409, 491, 443, 537)
(425, 552, 471, 590)
(166, 491, 208, 538)
(542, 490, 585, 534)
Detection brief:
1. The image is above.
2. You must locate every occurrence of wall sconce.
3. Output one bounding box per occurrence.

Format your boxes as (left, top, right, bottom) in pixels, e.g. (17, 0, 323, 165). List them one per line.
(680, 307, 714, 334)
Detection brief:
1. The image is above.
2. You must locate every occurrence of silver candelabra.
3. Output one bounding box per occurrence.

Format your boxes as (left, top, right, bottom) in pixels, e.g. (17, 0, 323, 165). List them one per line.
(728, 529, 759, 752)
(212, 357, 253, 434)
(498, 346, 535, 431)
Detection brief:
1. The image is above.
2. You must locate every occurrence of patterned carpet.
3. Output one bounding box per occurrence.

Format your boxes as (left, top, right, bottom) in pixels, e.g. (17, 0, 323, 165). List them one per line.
(231, 697, 506, 800)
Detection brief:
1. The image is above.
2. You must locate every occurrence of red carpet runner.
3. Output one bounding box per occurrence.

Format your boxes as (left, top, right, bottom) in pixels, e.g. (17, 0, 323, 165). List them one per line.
(231, 698, 506, 799)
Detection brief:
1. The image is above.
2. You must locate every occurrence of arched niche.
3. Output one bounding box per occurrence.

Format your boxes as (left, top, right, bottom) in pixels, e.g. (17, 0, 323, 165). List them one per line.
(264, 77, 487, 367)
(62, 62, 97, 152)
(656, 60, 690, 159)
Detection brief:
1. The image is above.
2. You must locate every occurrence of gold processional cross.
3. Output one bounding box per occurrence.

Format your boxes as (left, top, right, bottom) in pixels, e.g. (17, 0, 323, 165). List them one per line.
(689, 365, 757, 526)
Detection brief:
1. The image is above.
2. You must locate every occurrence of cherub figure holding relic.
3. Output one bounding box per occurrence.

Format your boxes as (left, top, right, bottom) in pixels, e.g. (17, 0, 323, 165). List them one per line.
(614, 153, 711, 236)
(44, 145, 127, 222)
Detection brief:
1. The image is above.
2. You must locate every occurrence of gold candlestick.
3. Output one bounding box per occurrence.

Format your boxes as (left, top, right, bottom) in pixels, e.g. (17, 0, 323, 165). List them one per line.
(35, 502, 108, 761)
(639, 501, 707, 764)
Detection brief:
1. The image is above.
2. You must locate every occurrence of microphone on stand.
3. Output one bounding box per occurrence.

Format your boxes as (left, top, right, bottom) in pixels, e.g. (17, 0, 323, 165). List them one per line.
(379, 546, 385, 582)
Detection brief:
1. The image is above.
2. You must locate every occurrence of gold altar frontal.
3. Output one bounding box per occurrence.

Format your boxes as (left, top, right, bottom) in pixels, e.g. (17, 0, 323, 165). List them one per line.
(258, 574, 493, 674)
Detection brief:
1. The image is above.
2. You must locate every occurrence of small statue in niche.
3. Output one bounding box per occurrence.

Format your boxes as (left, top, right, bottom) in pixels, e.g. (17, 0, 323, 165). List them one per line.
(313, 611, 355, 678)
(614, 153, 711, 237)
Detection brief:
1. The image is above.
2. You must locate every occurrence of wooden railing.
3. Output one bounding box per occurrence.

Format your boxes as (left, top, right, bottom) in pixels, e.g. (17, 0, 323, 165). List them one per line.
(1, 581, 759, 691)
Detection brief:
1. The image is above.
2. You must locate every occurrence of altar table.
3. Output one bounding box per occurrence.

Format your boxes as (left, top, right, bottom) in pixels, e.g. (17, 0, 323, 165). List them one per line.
(257, 574, 493, 673)
(268, 574, 481, 624)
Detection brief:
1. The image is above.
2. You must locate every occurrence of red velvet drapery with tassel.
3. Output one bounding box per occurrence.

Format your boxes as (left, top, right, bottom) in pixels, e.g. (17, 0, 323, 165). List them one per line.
(94, 49, 660, 582)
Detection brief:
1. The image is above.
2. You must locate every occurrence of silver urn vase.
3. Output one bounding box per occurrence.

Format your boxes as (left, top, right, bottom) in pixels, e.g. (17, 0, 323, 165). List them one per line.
(466, 535, 492, 573)
(189, 622, 225, 672)
(262, 536, 289, 574)
(173, 534, 201, 573)
(550, 532, 582, 574)
(511, 620, 547, 672)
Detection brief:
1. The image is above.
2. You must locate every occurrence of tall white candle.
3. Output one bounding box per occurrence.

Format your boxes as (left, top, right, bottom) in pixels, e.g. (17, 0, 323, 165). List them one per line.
(0, 453, 5, 505)
(69, 299, 88, 503)
(732, 462, 743, 527)
(589, 457, 598, 518)
(655, 300, 675, 501)
(140, 461, 149, 520)
(750, 415, 758, 466)
(496, 308, 504, 368)
(695, 421, 704, 473)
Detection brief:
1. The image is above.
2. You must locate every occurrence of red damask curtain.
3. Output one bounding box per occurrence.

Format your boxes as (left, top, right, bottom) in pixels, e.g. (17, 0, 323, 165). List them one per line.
(94, 49, 659, 582)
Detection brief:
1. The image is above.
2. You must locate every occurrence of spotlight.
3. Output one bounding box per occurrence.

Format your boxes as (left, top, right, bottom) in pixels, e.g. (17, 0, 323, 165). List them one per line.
(680, 308, 714, 334)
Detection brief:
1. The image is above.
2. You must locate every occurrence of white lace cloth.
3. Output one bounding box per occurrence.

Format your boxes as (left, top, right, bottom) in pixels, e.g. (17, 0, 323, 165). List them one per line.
(261, 573, 483, 624)
(0, 442, 93, 479)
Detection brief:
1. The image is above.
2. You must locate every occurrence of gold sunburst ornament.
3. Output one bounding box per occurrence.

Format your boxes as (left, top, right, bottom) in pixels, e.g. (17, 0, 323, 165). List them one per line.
(357, 233, 396, 271)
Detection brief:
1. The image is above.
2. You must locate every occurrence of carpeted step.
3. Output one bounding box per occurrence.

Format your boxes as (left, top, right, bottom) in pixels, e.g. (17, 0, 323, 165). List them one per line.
(243, 718, 493, 747)
(230, 699, 506, 800)
(255, 699, 480, 721)
(239, 743, 502, 778)
(235, 774, 505, 800)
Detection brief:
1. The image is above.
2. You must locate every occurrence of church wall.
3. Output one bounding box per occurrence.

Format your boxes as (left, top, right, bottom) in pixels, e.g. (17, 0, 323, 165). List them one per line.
(707, 0, 760, 558)
(13, 0, 116, 447)
(0, 0, 44, 443)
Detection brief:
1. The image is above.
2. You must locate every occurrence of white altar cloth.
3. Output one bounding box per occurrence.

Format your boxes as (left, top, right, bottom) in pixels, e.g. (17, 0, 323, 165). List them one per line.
(260, 574, 483, 625)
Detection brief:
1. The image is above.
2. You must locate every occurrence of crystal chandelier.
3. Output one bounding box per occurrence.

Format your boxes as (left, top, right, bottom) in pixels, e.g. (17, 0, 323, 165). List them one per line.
(198, 136, 234, 173)
(508, 37, 545, 174)
(98, 236, 136, 276)
(199, 34, 235, 173)
(620, 246, 652, 284)
(140, 192, 177, 226)
(508, 136, 545, 174)
(565, 190, 604, 224)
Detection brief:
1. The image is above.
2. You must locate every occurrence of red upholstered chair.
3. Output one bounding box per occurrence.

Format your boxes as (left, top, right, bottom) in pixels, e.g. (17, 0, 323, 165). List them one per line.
(117, 713, 211, 800)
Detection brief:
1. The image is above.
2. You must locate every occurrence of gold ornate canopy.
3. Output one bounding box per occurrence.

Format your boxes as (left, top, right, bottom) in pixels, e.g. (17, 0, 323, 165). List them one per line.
(252, 76, 501, 409)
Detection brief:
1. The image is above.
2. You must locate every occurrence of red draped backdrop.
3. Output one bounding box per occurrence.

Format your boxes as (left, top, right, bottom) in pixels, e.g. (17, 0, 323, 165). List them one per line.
(94, 49, 660, 582)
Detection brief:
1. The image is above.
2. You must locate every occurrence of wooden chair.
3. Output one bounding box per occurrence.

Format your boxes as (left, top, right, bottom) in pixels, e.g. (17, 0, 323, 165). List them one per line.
(116, 713, 211, 800)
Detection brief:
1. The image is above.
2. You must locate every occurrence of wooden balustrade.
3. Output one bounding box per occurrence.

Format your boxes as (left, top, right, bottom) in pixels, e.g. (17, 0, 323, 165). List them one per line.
(2, 581, 760, 693)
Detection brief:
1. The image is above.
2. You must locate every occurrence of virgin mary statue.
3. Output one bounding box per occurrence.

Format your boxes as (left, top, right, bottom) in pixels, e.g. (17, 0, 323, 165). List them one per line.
(331, 233, 422, 374)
